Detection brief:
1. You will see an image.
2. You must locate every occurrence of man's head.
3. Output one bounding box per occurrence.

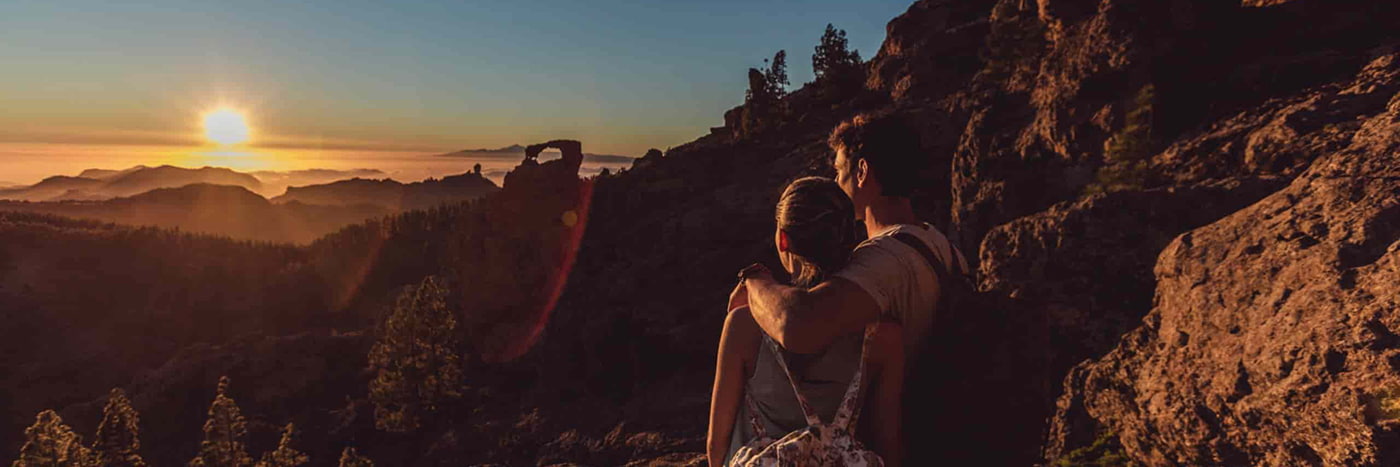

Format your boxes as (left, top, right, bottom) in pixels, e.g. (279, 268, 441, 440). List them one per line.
(828, 112, 923, 218)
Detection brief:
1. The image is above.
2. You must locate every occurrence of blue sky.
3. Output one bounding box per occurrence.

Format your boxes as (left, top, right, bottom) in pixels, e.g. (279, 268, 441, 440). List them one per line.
(0, 0, 913, 156)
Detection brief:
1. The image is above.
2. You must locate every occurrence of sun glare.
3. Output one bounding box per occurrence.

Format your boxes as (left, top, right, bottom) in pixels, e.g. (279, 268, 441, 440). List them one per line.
(203, 108, 250, 146)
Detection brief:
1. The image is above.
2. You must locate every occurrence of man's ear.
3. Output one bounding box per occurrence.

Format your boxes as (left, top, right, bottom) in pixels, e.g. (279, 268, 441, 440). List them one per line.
(856, 158, 871, 188)
(778, 230, 790, 252)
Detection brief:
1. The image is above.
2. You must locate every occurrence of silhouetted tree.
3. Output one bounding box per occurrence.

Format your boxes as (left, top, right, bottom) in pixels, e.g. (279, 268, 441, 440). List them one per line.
(472, 163, 482, 176)
(189, 377, 253, 467)
(336, 448, 373, 467)
(368, 276, 463, 433)
(92, 388, 145, 467)
(812, 24, 862, 81)
(643, 149, 663, 159)
(740, 49, 794, 138)
(13, 410, 95, 467)
(254, 424, 308, 467)
(766, 50, 789, 96)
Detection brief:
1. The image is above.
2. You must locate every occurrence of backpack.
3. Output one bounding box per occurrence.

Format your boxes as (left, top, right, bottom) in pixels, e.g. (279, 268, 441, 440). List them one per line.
(728, 325, 884, 467)
(894, 229, 1033, 465)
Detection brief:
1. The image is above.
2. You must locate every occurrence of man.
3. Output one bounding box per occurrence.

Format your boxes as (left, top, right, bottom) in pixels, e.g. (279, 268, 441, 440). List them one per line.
(741, 111, 967, 358)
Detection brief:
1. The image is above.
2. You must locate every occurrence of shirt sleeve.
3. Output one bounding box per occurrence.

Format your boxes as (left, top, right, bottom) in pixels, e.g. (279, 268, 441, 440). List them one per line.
(833, 238, 905, 320)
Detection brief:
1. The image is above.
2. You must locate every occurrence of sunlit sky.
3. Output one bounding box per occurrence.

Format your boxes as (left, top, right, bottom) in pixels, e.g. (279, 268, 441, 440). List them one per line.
(1, 0, 911, 157)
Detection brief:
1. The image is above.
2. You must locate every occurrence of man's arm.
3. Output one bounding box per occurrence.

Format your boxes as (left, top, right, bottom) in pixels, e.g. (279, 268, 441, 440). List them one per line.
(743, 271, 881, 354)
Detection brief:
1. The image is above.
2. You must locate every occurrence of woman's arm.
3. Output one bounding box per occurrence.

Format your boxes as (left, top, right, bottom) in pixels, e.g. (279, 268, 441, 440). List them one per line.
(708, 307, 760, 466)
(867, 322, 905, 467)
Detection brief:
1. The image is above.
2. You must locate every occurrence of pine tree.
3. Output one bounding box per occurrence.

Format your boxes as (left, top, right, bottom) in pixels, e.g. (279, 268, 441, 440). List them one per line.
(812, 23, 862, 81)
(254, 424, 308, 467)
(765, 50, 789, 97)
(189, 376, 253, 467)
(368, 276, 464, 433)
(92, 388, 145, 467)
(337, 448, 374, 467)
(13, 410, 95, 467)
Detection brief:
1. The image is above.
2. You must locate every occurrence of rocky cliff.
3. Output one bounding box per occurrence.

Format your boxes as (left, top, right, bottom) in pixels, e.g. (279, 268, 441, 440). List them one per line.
(1045, 61, 1400, 465)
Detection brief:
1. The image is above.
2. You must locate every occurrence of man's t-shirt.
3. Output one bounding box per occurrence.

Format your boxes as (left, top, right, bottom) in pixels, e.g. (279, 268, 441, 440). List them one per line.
(834, 223, 967, 355)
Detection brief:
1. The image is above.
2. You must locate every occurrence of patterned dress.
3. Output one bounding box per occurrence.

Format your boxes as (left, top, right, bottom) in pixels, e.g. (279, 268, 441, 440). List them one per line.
(726, 325, 884, 466)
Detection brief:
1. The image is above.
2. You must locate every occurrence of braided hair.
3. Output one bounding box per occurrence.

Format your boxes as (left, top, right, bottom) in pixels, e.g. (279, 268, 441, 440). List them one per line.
(775, 177, 860, 288)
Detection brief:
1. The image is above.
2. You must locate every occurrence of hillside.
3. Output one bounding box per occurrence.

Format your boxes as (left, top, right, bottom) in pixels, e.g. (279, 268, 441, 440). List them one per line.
(3, 0, 1398, 465)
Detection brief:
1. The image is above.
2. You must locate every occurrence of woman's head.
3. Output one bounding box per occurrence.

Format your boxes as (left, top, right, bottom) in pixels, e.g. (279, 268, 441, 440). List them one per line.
(775, 176, 859, 288)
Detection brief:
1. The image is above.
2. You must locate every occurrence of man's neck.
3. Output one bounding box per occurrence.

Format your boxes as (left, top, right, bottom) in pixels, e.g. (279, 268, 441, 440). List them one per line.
(862, 196, 919, 236)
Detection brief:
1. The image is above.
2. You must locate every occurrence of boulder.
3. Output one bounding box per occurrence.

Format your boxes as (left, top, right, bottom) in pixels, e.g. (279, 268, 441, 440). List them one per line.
(1045, 78, 1400, 466)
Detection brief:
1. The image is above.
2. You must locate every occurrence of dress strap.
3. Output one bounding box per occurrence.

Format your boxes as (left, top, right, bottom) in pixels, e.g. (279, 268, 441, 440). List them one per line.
(832, 324, 877, 431)
(743, 390, 768, 439)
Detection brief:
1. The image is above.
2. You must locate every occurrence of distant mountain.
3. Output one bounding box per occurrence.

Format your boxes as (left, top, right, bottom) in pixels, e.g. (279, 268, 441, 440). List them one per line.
(252, 168, 388, 196)
(0, 176, 106, 202)
(448, 144, 526, 154)
(0, 165, 263, 202)
(272, 171, 499, 211)
(77, 165, 148, 180)
(0, 184, 391, 243)
(438, 145, 636, 164)
(101, 165, 263, 198)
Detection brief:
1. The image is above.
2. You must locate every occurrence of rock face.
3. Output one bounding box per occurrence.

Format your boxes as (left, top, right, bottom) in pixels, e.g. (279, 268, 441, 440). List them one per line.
(979, 177, 1287, 377)
(1045, 65, 1400, 465)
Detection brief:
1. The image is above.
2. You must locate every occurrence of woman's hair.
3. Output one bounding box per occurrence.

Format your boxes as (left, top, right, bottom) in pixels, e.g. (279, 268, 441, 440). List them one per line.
(776, 176, 859, 288)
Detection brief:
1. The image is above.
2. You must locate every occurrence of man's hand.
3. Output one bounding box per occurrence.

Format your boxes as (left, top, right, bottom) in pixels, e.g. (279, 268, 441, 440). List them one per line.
(728, 281, 749, 313)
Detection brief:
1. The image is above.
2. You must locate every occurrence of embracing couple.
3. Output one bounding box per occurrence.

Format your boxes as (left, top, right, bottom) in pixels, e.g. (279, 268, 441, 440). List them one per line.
(708, 112, 969, 466)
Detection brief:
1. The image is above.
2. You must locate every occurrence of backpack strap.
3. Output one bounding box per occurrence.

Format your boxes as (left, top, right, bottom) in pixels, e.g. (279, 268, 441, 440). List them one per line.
(761, 335, 824, 427)
(891, 230, 965, 319)
(891, 231, 955, 283)
(832, 324, 878, 432)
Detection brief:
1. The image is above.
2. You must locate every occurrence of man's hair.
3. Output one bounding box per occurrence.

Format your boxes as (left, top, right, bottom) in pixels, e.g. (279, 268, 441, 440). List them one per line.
(827, 111, 924, 197)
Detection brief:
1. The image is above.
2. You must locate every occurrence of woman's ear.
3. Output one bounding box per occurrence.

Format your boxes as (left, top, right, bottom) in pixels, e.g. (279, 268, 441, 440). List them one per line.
(778, 230, 790, 252)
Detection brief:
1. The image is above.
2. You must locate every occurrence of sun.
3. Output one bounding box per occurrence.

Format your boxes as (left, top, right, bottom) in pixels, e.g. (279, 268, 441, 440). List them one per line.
(203, 108, 250, 146)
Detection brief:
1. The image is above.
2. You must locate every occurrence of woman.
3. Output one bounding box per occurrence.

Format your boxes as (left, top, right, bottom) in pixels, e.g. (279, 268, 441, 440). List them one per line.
(708, 177, 903, 466)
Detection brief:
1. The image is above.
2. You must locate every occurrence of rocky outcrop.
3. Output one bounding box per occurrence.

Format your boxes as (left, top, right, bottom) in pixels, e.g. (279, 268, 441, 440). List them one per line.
(866, 0, 995, 103)
(980, 177, 1286, 376)
(1045, 68, 1400, 465)
(943, 0, 1233, 256)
